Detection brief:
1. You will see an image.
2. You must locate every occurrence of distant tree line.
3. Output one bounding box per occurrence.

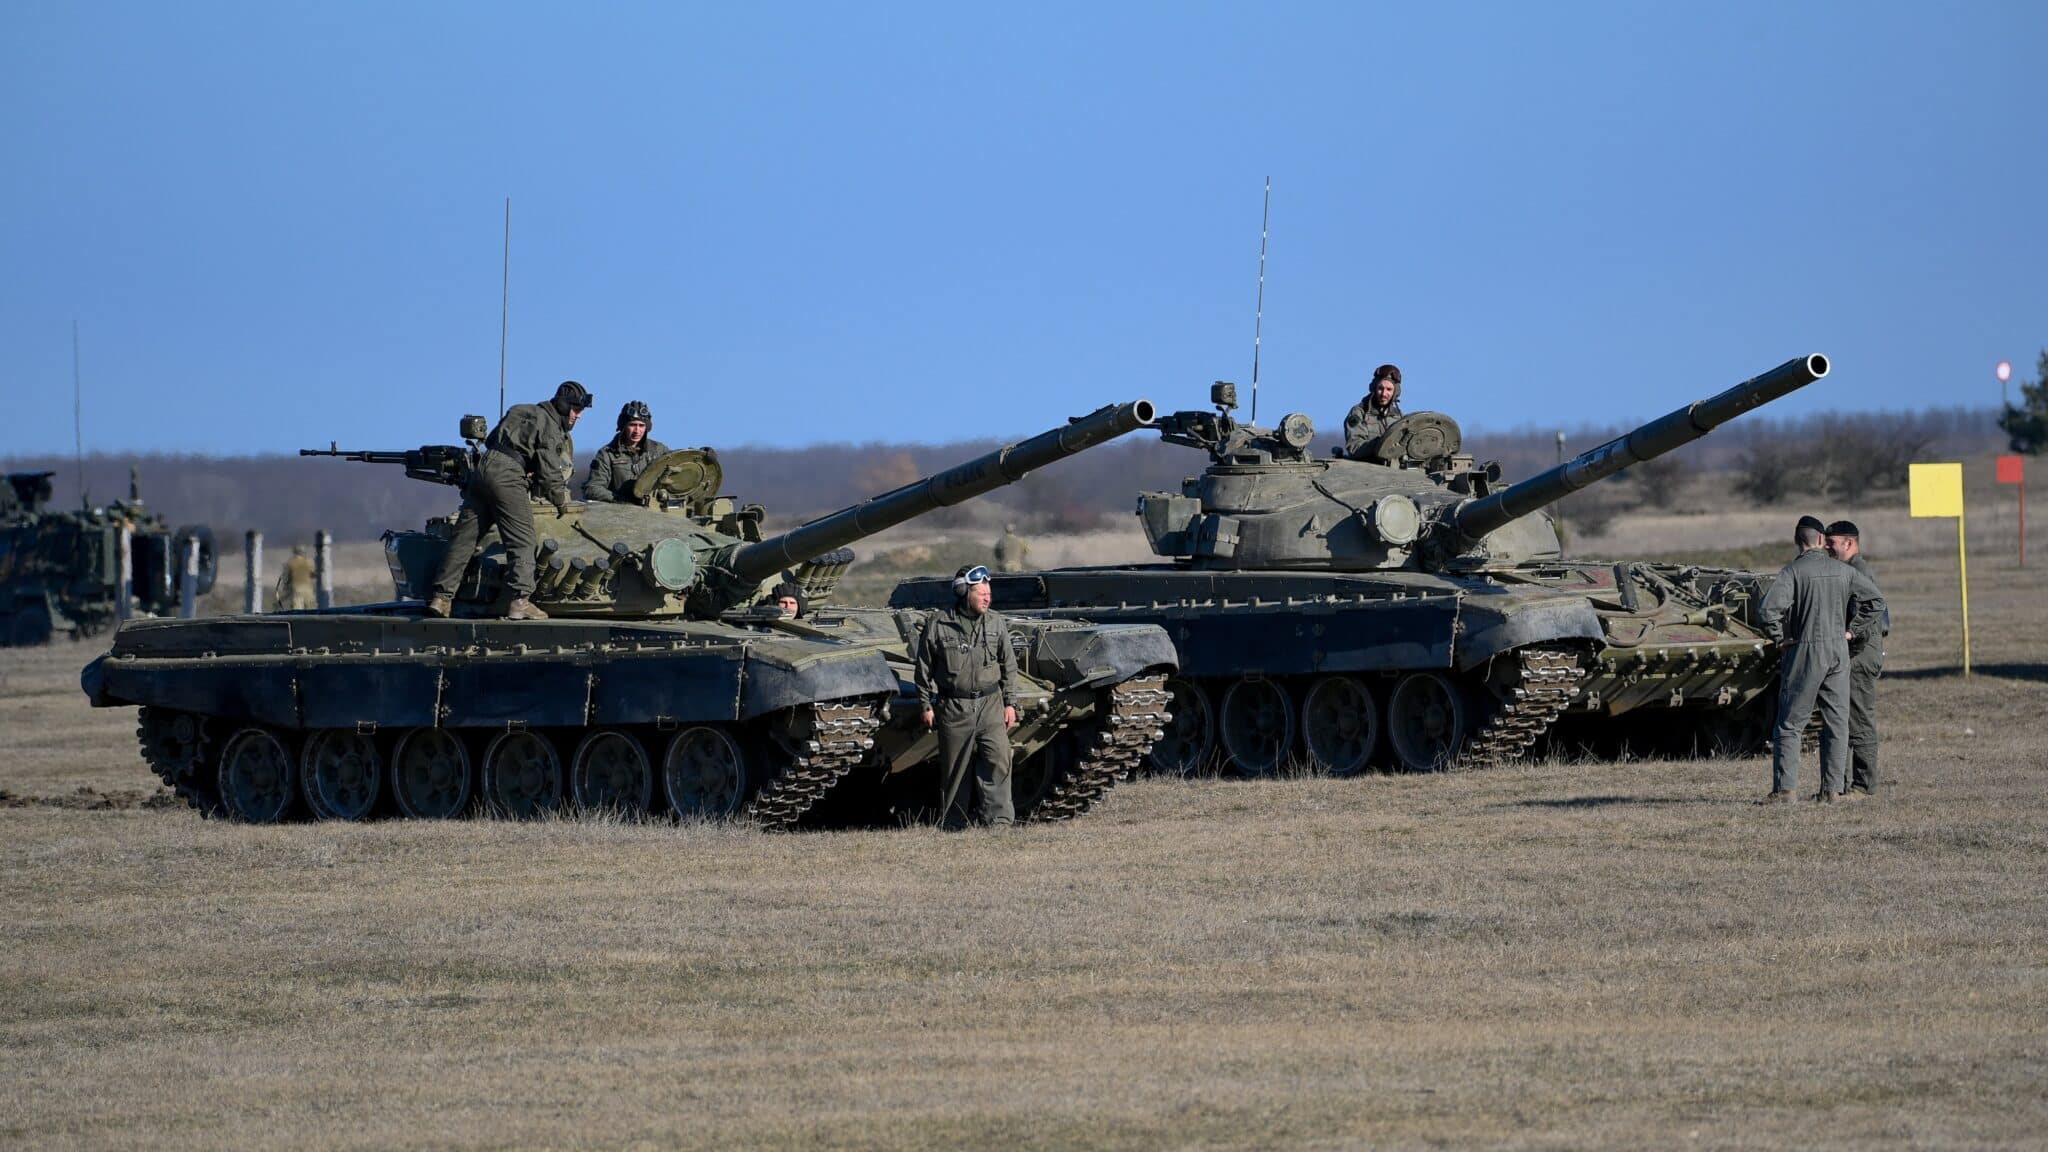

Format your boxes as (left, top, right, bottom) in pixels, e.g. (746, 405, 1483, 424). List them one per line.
(2, 405, 2007, 543)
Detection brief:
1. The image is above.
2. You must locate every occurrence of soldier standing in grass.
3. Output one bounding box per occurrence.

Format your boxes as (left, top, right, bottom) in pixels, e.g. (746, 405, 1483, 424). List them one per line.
(1342, 364, 1405, 460)
(993, 523, 1031, 573)
(913, 564, 1021, 829)
(1826, 520, 1887, 799)
(1758, 517, 1886, 804)
(427, 380, 593, 621)
(274, 544, 318, 611)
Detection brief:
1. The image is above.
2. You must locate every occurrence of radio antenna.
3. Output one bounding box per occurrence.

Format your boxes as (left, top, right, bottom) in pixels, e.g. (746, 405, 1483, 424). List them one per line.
(498, 197, 511, 420)
(1250, 178, 1270, 424)
(73, 319, 86, 507)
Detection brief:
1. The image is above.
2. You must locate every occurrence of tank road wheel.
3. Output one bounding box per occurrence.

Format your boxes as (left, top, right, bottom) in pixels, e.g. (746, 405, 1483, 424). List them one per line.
(1387, 672, 1469, 772)
(217, 727, 299, 823)
(300, 730, 383, 821)
(662, 726, 749, 820)
(392, 729, 472, 819)
(571, 729, 654, 815)
(482, 731, 564, 819)
(1302, 675, 1380, 777)
(1219, 679, 1296, 777)
(1148, 678, 1215, 776)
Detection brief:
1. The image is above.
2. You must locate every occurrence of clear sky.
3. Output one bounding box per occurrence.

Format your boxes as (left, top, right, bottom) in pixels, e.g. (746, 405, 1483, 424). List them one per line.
(3, 1, 2042, 457)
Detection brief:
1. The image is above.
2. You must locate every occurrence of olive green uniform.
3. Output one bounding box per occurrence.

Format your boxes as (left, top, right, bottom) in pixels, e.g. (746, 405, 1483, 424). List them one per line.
(1844, 552, 1887, 792)
(430, 402, 572, 600)
(1342, 399, 1404, 460)
(913, 605, 1022, 828)
(583, 435, 672, 502)
(1758, 548, 1885, 795)
(992, 528, 1031, 573)
(275, 552, 317, 611)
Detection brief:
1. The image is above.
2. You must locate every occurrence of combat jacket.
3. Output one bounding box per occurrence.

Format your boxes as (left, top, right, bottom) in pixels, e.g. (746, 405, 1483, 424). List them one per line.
(479, 402, 573, 506)
(1843, 553, 1889, 647)
(1759, 549, 1885, 651)
(913, 606, 1022, 709)
(583, 435, 673, 502)
(1343, 400, 1404, 460)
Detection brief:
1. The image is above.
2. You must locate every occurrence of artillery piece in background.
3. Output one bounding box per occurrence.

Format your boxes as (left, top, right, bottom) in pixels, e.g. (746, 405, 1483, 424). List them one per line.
(83, 401, 1174, 828)
(2, 468, 215, 645)
(891, 355, 1829, 775)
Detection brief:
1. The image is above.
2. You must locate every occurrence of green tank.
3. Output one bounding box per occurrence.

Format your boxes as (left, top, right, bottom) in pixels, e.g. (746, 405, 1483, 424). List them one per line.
(81, 401, 1174, 827)
(2, 468, 215, 645)
(890, 356, 1829, 775)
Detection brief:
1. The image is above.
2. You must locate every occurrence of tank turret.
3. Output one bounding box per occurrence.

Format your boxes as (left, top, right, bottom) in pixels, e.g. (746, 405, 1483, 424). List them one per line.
(1136, 356, 1828, 572)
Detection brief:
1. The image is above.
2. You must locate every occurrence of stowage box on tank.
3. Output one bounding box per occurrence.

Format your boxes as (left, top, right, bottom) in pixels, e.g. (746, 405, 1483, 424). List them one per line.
(83, 401, 1175, 828)
(890, 355, 1829, 776)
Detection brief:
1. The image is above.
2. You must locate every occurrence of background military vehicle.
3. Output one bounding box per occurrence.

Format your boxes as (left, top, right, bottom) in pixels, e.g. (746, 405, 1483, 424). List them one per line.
(82, 402, 1173, 828)
(891, 355, 1829, 775)
(2, 468, 215, 645)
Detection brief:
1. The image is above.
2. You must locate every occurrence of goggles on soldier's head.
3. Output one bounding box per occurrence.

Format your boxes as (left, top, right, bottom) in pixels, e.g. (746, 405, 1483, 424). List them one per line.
(951, 565, 992, 595)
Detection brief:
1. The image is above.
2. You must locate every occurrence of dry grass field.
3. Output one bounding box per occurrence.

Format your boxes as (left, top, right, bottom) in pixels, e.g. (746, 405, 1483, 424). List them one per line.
(4, 524, 2045, 1149)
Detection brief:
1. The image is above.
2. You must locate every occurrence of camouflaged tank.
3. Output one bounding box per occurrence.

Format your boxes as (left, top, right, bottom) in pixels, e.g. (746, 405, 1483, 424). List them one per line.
(890, 356, 1828, 775)
(2, 468, 215, 645)
(81, 401, 1174, 828)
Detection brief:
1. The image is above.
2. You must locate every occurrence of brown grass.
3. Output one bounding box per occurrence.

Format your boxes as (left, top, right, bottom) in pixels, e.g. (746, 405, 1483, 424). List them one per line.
(3, 532, 2045, 1149)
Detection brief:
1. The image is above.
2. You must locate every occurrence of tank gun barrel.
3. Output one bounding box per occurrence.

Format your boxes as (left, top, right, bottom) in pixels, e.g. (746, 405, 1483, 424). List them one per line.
(299, 443, 475, 487)
(726, 399, 1156, 584)
(1449, 354, 1829, 540)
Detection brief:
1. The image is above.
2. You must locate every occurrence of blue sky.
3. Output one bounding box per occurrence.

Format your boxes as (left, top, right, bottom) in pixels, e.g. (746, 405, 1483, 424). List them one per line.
(3, 2, 2042, 456)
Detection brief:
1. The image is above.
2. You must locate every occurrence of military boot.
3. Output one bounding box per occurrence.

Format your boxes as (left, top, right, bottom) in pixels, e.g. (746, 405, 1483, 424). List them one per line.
(1838, 788, 1870, 803)
(1758, 790, 1792, 805)
(1811, 789, 1837, 804)
(425, 595, 453, 618)
(505, 597, 549, 621)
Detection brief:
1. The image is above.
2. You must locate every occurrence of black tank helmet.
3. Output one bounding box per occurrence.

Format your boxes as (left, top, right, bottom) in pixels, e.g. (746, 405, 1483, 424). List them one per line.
(550, 380, 595, 422)
(617, 400, 654, 434)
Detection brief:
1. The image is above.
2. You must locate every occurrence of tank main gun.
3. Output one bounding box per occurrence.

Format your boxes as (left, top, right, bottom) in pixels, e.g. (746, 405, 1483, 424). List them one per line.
(722, 399, 1157, 586)
(1443, 354, 1830, 543)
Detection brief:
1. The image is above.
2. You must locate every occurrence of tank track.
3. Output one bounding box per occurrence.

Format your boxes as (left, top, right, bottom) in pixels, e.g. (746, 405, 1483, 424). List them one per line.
(135, 706, 222, 816)
(1028, 674, 1172, 821)
(1461, 646, 1591, 768)
(749, 700, 885, 830)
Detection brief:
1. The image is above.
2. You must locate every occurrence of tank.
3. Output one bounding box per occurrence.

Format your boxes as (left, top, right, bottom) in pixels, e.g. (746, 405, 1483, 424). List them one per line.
(2, 468, 215, 645)
(81, 401, 1175, 828)
(890, 355, 1829, 775)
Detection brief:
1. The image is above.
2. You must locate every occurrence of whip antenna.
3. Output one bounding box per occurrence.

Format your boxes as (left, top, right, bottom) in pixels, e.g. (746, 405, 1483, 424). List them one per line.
(499, 197, 511, 420)
(73, 319, 86, 506)
(1250, 178, 1269, 423)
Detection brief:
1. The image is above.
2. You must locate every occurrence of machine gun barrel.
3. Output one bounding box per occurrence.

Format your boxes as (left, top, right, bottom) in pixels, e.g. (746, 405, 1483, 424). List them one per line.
(1449, 354, 1829, 540)
(299, 444, 474, 487)
(726, 399, 1156, 584)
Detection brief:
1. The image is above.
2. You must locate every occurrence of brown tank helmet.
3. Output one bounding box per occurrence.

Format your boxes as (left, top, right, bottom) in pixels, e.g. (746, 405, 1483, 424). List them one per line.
(1369, 364, 1403, 405)
(617, 400, 653, 434)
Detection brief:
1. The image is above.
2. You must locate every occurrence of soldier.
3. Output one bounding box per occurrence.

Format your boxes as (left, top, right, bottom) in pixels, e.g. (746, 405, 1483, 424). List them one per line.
(760, 580, 805, 619)
(913, 564, 1022, 829)
(992, 523, 1031, 573)
(274, 544, 318, 611)
(1342, 364, 1405, 460)
(1826, 520, 1887, 799)
(426, 380, 593, 621)
(1757, 518, 1885, 803)
(583, 400, 672, 503)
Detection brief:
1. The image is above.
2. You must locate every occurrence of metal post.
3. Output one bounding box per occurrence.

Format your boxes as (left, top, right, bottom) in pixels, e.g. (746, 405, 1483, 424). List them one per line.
(115, 526, 134, 623)
(179, 535, 199, 619)
(245, 530, 264, 613)
(316, 530, 334, 609)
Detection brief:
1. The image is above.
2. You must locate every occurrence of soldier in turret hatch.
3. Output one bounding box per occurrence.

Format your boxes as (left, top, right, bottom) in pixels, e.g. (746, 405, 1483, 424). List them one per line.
(427, 380, 593, 621)
(1342, 363, 1405, 460)
(583, 400, 672, 502)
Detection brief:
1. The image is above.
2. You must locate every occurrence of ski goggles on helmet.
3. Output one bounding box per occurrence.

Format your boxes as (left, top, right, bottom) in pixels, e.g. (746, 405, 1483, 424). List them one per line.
(950, 565, 991, 595)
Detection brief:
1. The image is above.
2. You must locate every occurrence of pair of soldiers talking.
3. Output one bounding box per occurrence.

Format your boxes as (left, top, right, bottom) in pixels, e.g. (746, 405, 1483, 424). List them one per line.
(426, 382, 674, 620)
(1759, 515, 1888, 804)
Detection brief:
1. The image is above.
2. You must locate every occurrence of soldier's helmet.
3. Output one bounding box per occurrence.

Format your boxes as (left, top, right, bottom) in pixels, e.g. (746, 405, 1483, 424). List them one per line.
(292, 545, 308, 557)
(553, 380, 595, 411)
(1369, 363, 1403, 404)
(618, 400, 653, 433)
(1004, 523, 1018, 534)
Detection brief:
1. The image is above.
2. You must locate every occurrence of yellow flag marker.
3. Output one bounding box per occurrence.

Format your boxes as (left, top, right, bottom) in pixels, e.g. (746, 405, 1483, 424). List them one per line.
(1909, 462, 1969, 675)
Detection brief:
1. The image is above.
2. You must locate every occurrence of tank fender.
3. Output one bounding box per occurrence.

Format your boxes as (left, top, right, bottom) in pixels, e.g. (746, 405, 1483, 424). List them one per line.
(79, 654, 112, 707)
(1017, 622, 1179, 689)
(1454, 596, 1603, 670)
(737, 648, 898, 720)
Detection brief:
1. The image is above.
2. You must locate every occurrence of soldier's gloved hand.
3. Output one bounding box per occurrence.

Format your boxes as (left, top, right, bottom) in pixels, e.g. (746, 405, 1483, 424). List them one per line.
(1004, 705, 1017, 729)
(552, 494, 570, 518)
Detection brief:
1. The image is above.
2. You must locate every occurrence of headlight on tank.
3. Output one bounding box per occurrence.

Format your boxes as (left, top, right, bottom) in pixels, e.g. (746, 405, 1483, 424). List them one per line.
(1370, 494, 1420, 546)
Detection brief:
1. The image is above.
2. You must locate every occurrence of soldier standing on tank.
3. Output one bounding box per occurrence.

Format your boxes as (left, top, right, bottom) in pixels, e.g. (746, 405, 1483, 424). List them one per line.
(274, 544, 318, 611)
(993, 523, 1031, 573)
(1757, 518, 1885, 804)
(913, 564, 1021, 829)
(1825, 520, 1887, 799)
(426, 380, 593, 621)
(1342, 364, 1405, 460)
(583, 401, 672, 503)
